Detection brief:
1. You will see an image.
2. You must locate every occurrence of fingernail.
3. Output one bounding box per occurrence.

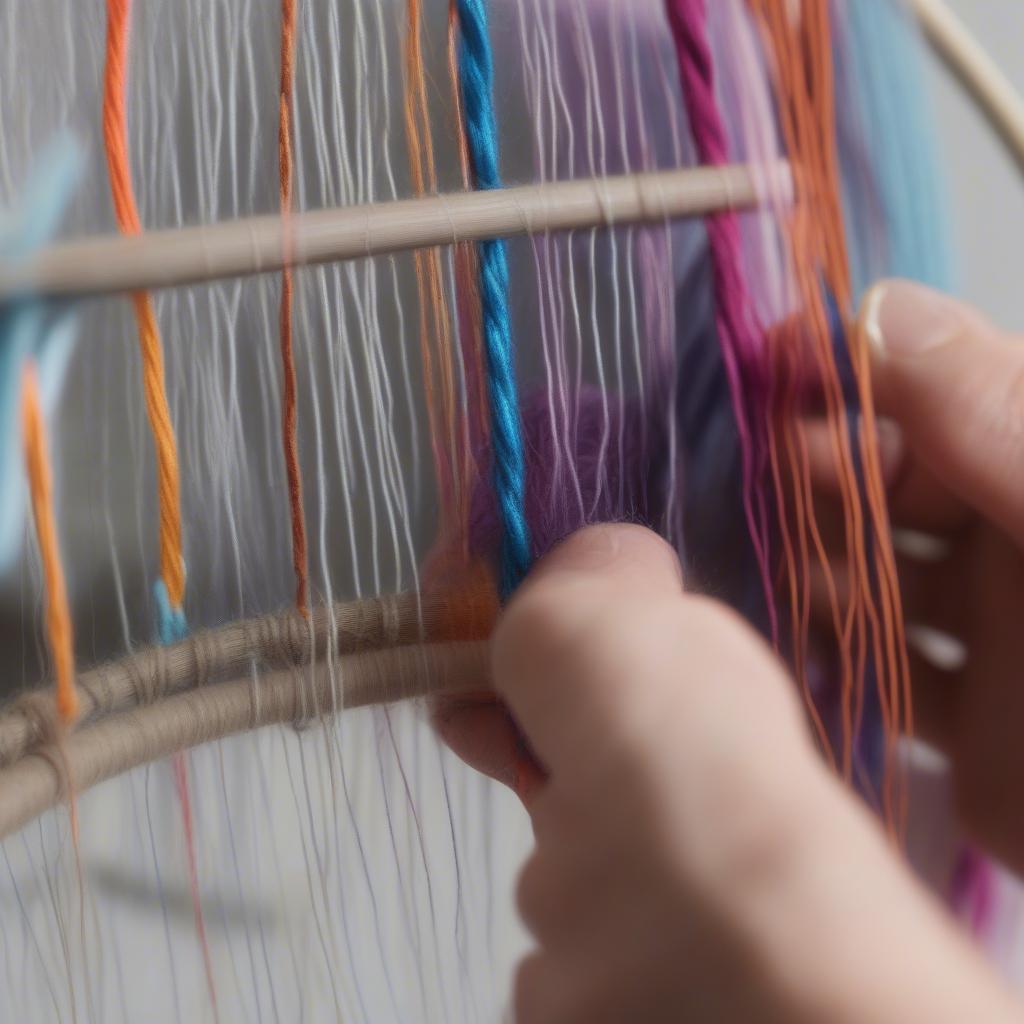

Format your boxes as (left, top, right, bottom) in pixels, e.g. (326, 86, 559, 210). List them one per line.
(862, 281, 965, 359)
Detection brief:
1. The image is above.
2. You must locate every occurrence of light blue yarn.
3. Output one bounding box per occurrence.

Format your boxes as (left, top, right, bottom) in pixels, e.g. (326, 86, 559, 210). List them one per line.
(840, 0, 955, 294)
(456, 0, 531, 598)
(154, 577, 189, 645)
(0, 137, 82, 572)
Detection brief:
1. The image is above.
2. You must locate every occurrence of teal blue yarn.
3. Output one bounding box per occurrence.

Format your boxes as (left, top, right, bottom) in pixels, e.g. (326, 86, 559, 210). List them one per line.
(841, 0, 954, 294)
(0, 137, 82, 571)
(456, 0, 531, 598)
(154, 578, 189, 645)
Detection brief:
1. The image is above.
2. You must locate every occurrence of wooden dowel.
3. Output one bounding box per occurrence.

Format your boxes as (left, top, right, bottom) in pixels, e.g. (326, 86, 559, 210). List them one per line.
(909, 0, 1024, 176)
(0, 163, 787, 301)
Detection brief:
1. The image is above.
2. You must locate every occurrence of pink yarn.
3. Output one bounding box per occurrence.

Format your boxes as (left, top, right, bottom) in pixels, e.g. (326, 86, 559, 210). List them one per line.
(663, 0, 777, 642)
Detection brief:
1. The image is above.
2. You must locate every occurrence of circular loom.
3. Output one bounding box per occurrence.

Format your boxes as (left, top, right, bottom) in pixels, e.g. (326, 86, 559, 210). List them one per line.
(0, 0, 1022, 1020)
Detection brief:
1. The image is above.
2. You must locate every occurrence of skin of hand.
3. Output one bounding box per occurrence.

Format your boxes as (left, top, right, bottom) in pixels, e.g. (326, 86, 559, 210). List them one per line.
(432, 280, 1024, 1020)
(480, 525, 1018, 1022)
(804, 280, 1024, 874)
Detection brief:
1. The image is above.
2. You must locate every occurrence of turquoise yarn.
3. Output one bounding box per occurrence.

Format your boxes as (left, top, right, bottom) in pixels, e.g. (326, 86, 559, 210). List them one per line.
(456, 0, 531, 598)
(841, 0, 954, 294)
(0, 138, 81, 572)
(155, 577, 189, 645)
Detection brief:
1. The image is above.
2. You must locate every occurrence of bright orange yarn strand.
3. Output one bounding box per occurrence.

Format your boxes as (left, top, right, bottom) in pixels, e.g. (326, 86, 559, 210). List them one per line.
(103, 5, 220, 1010)
(750, 0, 861, 778)
(103, 0, 185, 609)
(278, 0, 310, 615)
(22, 365, 79, 726)
(750, 0, 912, 829)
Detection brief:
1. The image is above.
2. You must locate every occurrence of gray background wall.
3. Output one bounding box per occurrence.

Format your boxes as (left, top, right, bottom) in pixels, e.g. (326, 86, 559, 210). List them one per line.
(932, 1, 1024, 330)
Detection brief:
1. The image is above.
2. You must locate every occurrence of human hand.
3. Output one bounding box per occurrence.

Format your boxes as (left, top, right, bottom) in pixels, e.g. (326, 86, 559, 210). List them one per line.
(484, 525, 1017, 1022)
(805, 281, 1024, 873)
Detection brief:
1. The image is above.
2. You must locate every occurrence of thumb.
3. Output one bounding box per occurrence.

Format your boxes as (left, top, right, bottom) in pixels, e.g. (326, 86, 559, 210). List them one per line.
(865, 280, 1024, 545)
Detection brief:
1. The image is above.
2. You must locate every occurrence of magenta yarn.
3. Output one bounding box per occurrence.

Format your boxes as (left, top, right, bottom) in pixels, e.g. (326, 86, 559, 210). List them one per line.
(951, 846, 998, 941)
(663, 0, 776, 642)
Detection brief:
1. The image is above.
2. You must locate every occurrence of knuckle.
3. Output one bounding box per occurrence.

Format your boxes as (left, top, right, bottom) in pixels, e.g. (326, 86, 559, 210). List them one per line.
(1000, 355, 1024, 451)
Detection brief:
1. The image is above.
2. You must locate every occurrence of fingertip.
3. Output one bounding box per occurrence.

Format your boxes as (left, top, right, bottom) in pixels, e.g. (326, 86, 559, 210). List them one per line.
(492, 525, 684, 692)
(860, 279, 973, 362)
(516, 523, 683, 597)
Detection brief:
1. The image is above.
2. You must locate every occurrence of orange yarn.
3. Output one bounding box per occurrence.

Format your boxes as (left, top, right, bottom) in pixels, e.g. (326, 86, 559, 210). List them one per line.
(103, 0, 185, 609)
(750, 0, 911, 832)
(103, 4, 220, 1007)
(278, 0, 309, 615)
(448, 0, 490, 558)
(404, 0, 463, 553)
(22, 365, 79, 725)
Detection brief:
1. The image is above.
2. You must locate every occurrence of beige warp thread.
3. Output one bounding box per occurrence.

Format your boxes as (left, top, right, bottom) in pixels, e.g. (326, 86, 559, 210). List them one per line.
(0, 640, 489, 841)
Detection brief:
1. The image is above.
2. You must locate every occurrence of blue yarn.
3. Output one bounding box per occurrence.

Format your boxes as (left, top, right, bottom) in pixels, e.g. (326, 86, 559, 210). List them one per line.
(0, 137, 82, 572)
(154, 577, 189, 645)
(456, 0, 530, 598)
(840, 0, 955, 295)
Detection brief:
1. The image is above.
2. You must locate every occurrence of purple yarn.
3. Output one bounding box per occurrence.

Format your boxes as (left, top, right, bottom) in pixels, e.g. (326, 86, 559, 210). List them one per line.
(469, 386, 656, 564)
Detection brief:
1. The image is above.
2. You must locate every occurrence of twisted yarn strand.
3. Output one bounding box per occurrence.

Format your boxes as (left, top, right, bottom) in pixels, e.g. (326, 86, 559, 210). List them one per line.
(103, 0, 185, 609)
(455, 0, 530, 597)
(278, 0, 309, 615)
(664, 0, 776, 640)
(103, 5, 218, 1015)
(22, 365, 79, 725)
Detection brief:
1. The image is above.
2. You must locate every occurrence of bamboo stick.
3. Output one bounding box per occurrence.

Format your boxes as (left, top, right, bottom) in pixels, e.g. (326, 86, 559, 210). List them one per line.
(0, 163, 787, 301)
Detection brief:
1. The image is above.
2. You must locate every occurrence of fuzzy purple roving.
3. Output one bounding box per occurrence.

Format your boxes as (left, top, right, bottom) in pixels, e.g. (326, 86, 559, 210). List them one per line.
(468, 386, 660, 566)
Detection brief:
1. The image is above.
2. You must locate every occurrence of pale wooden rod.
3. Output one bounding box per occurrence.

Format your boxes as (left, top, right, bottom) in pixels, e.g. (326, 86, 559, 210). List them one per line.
(0, 163, 787, 301)
(909, 0, 1024, 176)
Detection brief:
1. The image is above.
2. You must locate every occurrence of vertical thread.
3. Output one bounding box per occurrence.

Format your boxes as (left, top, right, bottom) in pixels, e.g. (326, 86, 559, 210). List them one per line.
(103, 0, 185, 609)
(278, 0, 309, 615)
(663, 0, 777, 645)
(172, 754, 218, 1021)
(455, 0, 530, 597)
(749, 0, 910, 831)
(102, 3, 218, 1012)
(445, 0, 489, 571)
(21, 364, 79, 726)
(403, 0, 463, 556)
